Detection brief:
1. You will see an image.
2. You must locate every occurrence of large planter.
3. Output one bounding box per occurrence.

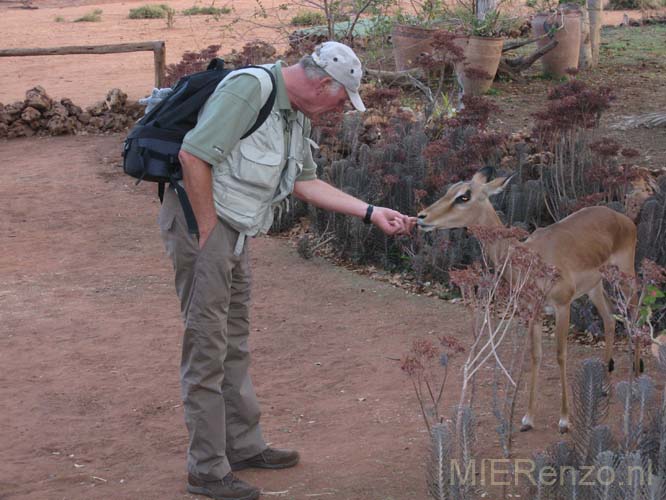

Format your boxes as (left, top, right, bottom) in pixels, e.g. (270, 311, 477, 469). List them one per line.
(532, 10, 582, 78)
(391, 24, 437, 71)
(452, 35, 504, 96)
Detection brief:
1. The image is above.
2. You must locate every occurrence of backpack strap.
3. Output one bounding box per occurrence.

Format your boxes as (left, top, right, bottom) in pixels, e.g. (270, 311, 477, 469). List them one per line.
(170, 176, 199, 236)
(226, 66, 277, 139)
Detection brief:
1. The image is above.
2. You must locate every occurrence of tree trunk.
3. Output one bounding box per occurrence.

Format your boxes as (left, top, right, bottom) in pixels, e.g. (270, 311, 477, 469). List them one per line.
(476, 0, 496, 20)
(589, 0, 603, 66)
(579, 4, 593, 69)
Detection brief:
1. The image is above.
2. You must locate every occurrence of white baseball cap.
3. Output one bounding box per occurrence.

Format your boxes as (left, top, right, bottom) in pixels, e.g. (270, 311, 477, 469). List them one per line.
(311, 41, 366, 112)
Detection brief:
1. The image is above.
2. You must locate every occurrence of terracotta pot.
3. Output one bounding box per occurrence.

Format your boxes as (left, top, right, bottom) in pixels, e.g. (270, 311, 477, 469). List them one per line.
(391, 24, 437, 71)
(532, 10, 582, 78)
(452, 35, 504, 96)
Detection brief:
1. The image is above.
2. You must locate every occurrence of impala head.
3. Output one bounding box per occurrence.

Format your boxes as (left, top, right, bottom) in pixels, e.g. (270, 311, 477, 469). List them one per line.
(417, 167, 513, 232)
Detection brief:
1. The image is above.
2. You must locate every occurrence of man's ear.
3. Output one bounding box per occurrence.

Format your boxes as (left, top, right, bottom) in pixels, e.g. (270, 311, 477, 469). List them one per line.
(316, 76, 333, 94)
(484, 174, 515, 196)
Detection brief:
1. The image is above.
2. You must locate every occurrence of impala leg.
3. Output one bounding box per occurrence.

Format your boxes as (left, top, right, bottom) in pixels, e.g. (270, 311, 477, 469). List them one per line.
(588, 282, 615, 374)
(555, 306, 571, 433)
(521, 317, 542, 432)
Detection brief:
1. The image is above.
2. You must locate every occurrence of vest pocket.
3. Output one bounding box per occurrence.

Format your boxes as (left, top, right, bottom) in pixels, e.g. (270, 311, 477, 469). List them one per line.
(235, 141, 283, 189)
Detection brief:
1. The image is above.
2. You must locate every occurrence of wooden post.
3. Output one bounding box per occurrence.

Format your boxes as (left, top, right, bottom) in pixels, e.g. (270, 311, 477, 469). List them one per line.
(153, 41, 166, 88)
(588, 0, 603, 66)
(579, 4, 593, 69)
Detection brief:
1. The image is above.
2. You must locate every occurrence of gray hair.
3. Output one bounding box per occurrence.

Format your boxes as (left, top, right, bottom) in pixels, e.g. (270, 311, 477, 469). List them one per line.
(299, 55, 343, 94)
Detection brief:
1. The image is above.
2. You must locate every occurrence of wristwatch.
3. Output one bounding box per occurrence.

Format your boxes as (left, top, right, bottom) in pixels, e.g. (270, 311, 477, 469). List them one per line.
(363, 205, 374, 224)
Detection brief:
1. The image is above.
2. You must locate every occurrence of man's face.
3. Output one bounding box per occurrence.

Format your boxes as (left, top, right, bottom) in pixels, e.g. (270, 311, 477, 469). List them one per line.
(302, 79, 349, 119)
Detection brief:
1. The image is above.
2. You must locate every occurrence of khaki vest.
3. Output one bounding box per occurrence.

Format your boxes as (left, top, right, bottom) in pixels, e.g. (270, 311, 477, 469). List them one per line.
(211, 65, 313, 255)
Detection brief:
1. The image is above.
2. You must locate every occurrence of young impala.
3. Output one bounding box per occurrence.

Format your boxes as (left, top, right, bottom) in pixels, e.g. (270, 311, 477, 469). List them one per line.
(417, 167, 638, 433)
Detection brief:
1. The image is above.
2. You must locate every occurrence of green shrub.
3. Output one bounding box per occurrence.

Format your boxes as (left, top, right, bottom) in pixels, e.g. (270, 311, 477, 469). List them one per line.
(74, 8, 102, 22)
(54, 15, 65, 22)
(607, 0, 666, 8)
(290, 10, 325, 26)
(182, 5, 230, 15)
(128, 4, 171, 19)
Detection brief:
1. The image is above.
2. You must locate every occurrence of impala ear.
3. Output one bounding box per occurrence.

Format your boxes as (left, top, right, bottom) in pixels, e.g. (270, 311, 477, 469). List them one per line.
(484, 173, 515, 196)
(471, 166, 496, 184)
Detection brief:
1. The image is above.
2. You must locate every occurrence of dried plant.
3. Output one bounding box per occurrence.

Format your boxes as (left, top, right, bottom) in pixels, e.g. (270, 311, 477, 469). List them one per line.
(529, 356, 666, 500)
(163, 45, 221, 87)
(570, 359, 610, 464)
(427, 422, 453, 499)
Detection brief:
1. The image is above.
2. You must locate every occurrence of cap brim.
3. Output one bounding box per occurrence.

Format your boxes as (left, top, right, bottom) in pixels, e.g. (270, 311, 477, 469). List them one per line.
(346, 88, 366, 112)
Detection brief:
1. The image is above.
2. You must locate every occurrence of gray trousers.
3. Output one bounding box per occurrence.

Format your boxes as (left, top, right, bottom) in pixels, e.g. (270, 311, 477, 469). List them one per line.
(159, 187, 266, 480)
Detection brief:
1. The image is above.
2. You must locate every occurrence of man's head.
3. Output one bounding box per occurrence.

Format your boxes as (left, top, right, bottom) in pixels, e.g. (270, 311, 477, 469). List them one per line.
(283, 41, 366, 118)
(311, 41, 365, 112)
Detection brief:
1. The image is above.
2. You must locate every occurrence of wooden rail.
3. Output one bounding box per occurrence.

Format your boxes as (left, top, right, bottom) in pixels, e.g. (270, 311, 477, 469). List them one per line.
(0, 41, 166, 88)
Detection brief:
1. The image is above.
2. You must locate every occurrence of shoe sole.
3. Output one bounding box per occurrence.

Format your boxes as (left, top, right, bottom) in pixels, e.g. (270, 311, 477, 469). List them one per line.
(186, 484, 260, 500)
(230, 456, 300, 472)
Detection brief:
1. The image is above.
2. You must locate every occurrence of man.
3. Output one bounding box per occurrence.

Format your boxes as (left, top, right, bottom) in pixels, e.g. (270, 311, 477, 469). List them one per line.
(158, 41, 415, 500)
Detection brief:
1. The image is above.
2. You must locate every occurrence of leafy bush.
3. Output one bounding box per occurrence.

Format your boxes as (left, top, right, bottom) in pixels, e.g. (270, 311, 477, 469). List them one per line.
(182, 5, 230, 15)
(163, 44, 220, 87)
(74, 9, 102, 22)
(290, 10, 326, 26)
(128, 4, 171, 19)
(54, 15, 65, 22)
(607, 0, 666, 9)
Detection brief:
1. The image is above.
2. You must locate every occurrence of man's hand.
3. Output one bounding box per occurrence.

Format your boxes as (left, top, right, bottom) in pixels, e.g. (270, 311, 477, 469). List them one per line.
(197, 222, 218, 249)
(371, 207, 417, 236)
(179, 149, 219, 249)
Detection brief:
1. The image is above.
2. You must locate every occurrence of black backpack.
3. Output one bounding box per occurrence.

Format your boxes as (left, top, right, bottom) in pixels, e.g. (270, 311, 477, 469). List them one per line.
(122, 59, 277, 235)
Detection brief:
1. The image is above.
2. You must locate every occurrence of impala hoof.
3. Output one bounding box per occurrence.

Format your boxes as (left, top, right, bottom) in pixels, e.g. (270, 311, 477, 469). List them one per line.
(520, 415, 534, 432)
(558, 419, 569, 434)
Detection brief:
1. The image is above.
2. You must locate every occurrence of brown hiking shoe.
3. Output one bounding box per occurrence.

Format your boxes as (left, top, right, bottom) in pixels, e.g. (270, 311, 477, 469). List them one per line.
(230, 447, 300, 471)
(187, 472, 260, 500)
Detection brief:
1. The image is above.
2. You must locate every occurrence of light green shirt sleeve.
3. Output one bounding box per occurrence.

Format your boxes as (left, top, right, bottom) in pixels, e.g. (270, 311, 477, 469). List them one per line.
(181, 74, 262, 166)
(295, 117, 318, 182)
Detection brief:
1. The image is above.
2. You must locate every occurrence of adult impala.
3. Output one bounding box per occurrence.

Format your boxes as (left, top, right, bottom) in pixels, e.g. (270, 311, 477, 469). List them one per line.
(417, 167, 638, 433)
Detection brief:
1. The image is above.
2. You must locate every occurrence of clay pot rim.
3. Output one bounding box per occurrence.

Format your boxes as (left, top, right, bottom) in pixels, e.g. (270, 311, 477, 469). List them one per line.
(452, 33, 505, 42)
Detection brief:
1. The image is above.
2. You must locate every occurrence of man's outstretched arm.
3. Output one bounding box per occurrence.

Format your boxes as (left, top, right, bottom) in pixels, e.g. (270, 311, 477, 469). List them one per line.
(292, 179, 416, 236)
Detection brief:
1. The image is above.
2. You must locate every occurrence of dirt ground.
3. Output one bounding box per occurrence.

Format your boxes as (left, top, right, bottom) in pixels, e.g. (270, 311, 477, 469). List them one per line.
(0, 136, 660, 500)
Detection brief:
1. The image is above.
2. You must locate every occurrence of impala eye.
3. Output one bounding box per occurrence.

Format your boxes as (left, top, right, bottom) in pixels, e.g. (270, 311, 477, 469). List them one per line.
(455, 190, 471, 204)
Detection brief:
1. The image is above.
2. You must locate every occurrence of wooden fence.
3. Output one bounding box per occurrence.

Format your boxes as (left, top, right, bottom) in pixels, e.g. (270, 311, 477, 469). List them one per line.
(0, 41, 166, 88)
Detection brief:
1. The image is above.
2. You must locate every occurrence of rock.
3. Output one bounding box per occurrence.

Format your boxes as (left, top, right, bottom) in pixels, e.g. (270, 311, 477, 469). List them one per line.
(102, 114, 130, 131)
(7, 120, 34, 138)
(88, 116, 104, 129)
(29, 118, 47, 131)
(105, 88, 127, 113)
(46, 116, 69, 135)
(45, 102, 69, 119)
(25, 86, 52, 112)
(124, 101, 145, 120)
(4, 101, 25, 120)
(0, 122, 8, 137)
(20, 106, 41, 124)
(61, 98, 83, 117)
(65, 116, 81, 134)
(87, 101, 108, 117)
(77, 112, 91, 125)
